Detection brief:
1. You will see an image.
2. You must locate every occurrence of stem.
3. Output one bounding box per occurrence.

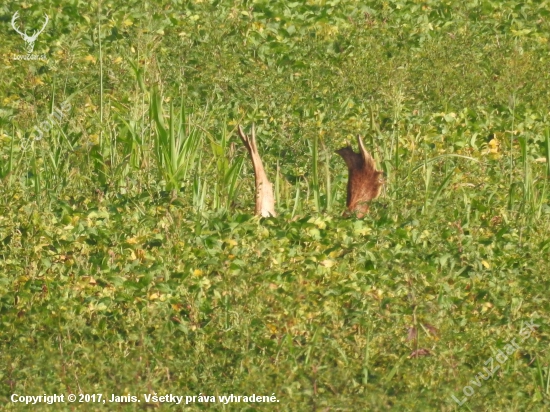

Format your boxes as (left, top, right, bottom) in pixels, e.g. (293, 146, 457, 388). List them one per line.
(98, 0, 104, 145)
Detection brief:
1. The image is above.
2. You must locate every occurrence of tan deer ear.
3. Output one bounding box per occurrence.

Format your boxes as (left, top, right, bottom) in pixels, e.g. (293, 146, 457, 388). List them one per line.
(357, 135, 376, 167)
(237, 124, 276, 217)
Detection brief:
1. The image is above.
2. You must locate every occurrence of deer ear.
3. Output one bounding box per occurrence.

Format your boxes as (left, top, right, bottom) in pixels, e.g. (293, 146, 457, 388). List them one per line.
(356, 135, 376, 167)
(359, 137, 382, 180)
(338, 134, 383, 216)
(237, 124, 276, 217)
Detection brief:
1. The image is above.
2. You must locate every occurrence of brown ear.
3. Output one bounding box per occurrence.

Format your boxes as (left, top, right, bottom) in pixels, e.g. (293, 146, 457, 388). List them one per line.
(237, 124, 276, 217)
(336, 135, 383, 217)
(335, 146, 358, 169)
(356, 135, 376, 171)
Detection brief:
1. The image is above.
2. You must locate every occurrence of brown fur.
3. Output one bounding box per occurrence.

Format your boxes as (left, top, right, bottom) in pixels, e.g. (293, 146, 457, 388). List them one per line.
(336, 136, 383, 218)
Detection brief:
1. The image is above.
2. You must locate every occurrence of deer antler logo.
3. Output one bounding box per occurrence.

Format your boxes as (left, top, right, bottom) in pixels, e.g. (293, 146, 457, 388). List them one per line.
(11, 11, 49, 54)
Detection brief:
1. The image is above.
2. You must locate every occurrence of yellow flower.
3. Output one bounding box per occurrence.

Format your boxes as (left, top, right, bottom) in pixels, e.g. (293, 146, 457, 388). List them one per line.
(84, 55, 96, 63)
(31, 77, 44, 86)
(488, 138, 500, 153)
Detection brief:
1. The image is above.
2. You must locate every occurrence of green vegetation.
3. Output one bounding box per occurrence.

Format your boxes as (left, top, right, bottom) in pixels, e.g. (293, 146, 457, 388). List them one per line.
(1, 0, 550, 410)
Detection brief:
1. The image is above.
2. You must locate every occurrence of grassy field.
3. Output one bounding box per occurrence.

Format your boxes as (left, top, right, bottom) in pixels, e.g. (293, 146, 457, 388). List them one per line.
(1, 0, 550, 410)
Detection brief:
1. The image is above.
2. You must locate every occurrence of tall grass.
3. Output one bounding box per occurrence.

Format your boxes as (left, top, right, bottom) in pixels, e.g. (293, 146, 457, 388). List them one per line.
(310, 132, 320, 212)
(192, 154, 207, 210)
(508, 93, 516, 189)
(324, 141, 333, 212)
(149, 89, 203, 197)
(307, 132, 334, 214)
(208, 124, 244, 211)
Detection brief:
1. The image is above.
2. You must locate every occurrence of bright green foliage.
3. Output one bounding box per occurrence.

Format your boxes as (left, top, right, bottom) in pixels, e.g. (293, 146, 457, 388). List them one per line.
(150, 88, 204, 195)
